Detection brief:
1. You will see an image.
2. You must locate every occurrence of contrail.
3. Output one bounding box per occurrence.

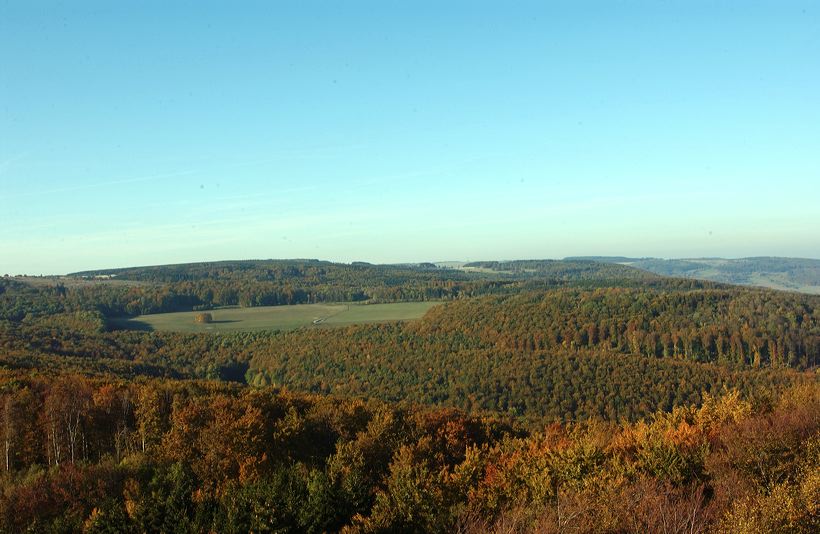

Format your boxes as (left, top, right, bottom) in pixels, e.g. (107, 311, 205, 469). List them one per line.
(0, 169, 199, 199)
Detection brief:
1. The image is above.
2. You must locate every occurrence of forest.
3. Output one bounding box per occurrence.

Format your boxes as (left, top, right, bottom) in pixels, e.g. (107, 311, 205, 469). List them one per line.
(0, 259, 818, 532)
(0, 373, 817, 533)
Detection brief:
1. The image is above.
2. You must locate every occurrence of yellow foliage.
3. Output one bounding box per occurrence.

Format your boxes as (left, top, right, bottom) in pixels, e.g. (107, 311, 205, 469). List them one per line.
(799, 467, 820, 521)
(718, 478, 819, 534)
(777, 382, 820, 412)
(696, 389, 752, 436)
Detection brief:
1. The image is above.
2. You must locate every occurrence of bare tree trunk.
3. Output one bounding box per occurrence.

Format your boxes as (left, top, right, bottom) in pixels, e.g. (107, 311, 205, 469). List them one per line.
(49, 417, 61, 466)
(2, 396, 12, 472)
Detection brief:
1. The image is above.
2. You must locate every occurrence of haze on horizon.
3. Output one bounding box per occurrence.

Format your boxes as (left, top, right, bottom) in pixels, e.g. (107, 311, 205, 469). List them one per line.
(2, 1, 819, 275)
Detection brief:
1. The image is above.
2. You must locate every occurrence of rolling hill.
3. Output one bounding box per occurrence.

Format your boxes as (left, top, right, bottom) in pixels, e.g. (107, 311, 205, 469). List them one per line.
(566, 256, 820, 294)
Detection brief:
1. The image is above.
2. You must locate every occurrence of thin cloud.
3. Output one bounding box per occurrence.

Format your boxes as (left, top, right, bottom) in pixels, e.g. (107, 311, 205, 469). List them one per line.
(0, 169, 200, 199)
(0, 142, 369, 201)
(0, 151, 30, 177)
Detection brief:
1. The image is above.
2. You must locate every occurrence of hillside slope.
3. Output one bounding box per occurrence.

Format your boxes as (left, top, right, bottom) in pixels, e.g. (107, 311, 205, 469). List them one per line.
(567, 256, 820, 294)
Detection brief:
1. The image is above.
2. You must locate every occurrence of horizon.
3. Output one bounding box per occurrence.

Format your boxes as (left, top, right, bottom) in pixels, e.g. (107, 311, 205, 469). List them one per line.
(6, 254, 820, 278)
(2, 1, 819, 274)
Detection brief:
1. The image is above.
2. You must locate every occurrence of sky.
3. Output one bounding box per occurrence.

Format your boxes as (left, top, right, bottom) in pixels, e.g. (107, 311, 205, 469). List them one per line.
(1, 1, 818, 275)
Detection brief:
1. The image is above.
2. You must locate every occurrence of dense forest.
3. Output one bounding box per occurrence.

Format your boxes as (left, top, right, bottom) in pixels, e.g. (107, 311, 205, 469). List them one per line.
(413, 288, 819, 368)
(0, 373, 817, 533)
(246, 286, 817, 421)
(0, 259, 818, 532)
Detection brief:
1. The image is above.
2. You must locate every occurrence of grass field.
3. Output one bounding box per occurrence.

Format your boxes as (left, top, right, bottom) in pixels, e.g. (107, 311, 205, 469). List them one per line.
(111, 301, 441, 333)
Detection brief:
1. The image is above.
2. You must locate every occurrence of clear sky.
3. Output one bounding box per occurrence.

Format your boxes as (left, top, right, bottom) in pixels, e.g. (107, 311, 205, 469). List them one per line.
(1, 1, 818, 274)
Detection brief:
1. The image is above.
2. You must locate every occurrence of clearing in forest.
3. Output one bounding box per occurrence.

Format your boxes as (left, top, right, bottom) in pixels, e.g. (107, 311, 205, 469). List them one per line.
(111, 301, 440, 333)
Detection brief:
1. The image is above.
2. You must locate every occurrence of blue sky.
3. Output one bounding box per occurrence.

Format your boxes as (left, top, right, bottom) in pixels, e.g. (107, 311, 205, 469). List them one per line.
(1, 1, 818, 274)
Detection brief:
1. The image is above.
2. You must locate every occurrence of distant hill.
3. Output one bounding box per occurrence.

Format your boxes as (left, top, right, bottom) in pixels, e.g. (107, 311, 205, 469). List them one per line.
(69, 258, 661, 288)
(460, 259, 657, 281)
(67, 256, 820, 295)
(568, 256, 820, 294)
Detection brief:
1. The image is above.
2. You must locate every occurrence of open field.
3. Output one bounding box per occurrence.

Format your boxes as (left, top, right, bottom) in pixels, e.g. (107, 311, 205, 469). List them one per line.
(745, 273, 820, 295)
(111, 301, 441, 333)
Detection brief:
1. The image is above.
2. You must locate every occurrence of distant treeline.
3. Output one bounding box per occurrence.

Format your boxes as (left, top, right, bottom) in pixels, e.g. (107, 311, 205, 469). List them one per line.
(70, 259, 463, 284)
(462, 259, 657, 280)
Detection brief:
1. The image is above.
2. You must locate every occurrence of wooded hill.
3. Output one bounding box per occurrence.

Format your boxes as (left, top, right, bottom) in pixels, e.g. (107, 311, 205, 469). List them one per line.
(247, 286, 817, 422)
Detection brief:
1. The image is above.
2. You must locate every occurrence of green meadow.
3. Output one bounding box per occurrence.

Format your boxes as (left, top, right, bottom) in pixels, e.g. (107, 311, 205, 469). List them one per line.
(111, 301, 441, 333)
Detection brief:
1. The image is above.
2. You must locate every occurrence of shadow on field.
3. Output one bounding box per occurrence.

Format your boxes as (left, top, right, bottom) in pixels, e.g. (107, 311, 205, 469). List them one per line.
(108, 319, 154, 332)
